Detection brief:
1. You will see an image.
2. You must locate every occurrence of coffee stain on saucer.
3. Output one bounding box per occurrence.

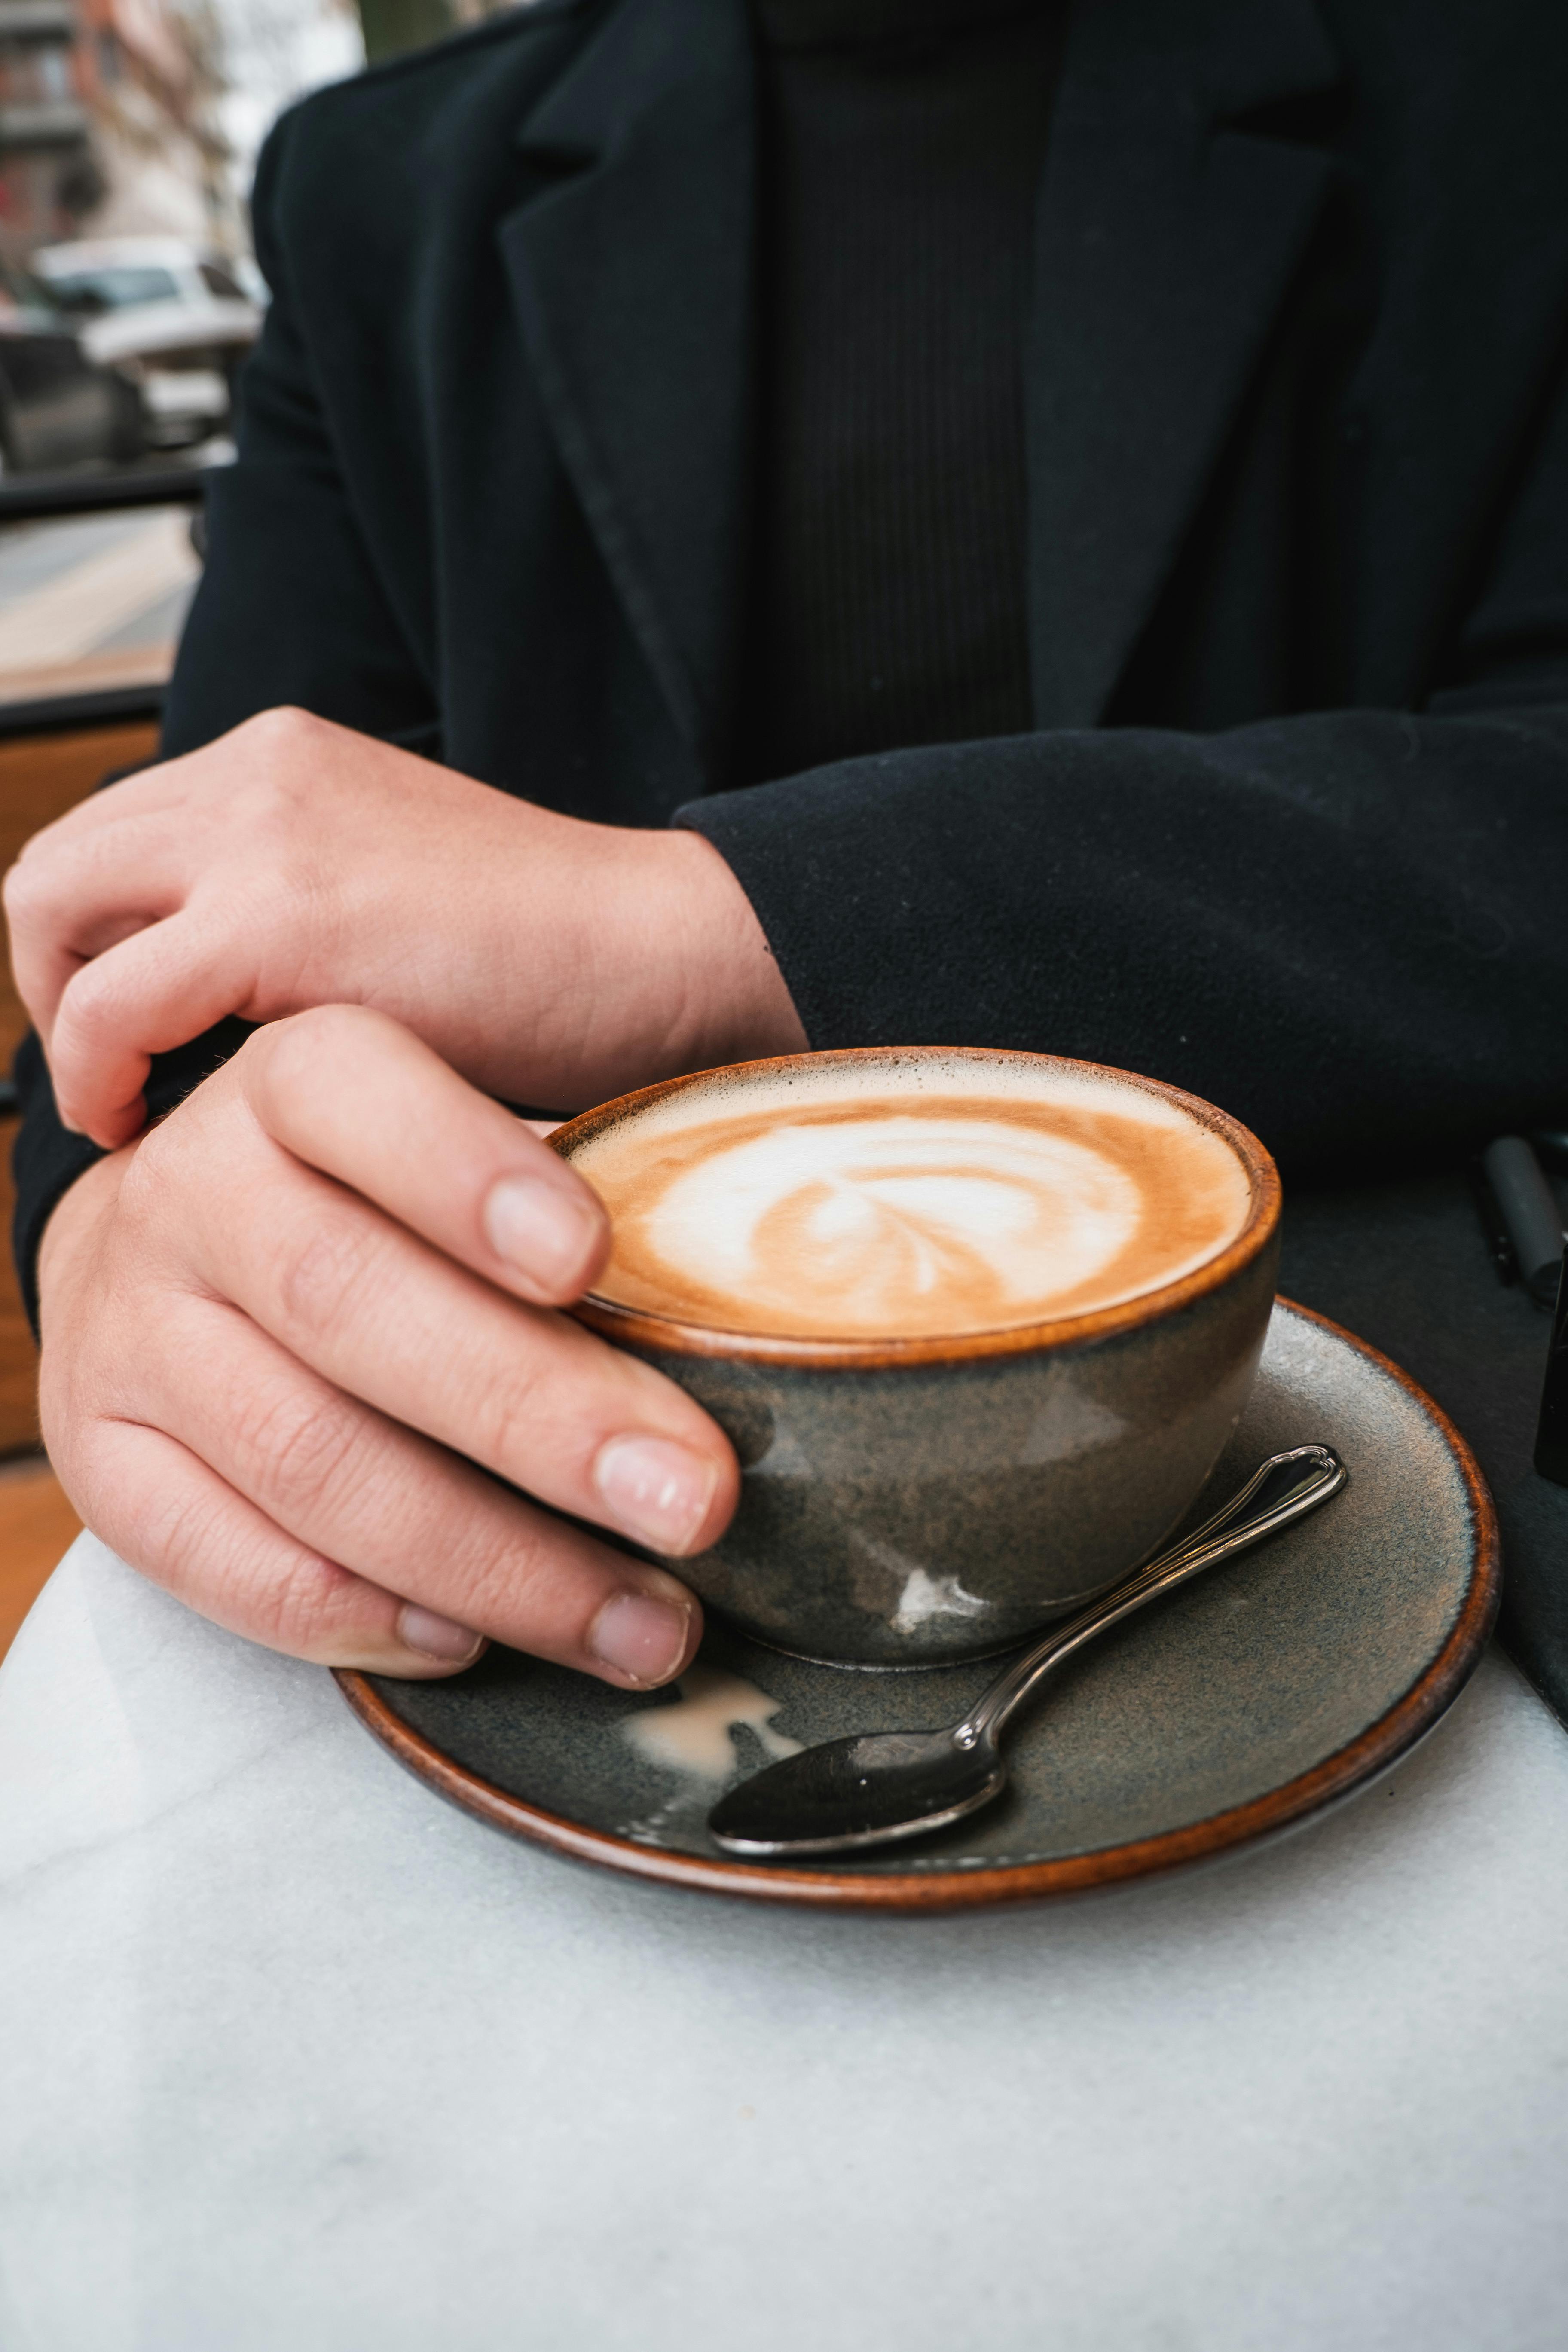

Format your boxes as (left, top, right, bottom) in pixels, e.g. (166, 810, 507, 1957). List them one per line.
(623, 1665, 802, 1779)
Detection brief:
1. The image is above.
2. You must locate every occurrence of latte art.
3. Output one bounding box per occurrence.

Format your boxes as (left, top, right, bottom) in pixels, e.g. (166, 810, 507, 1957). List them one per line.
(641, 1117, 1141, 1336)
(568, 1075, 1254, 1341)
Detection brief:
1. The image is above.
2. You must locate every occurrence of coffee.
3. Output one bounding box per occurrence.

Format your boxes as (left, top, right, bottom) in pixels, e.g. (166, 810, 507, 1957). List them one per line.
(566, 1058, 1252, 1341)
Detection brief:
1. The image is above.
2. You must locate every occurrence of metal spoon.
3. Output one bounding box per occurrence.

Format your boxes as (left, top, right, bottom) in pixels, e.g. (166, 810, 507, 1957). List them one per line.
(707, 1443, 1347, 1858)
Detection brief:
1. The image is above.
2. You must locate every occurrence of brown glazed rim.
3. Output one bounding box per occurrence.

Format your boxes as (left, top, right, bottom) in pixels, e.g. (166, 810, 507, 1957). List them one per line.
(547, 1046, 1284, 1368)
(335, 1301, 1501, 1915)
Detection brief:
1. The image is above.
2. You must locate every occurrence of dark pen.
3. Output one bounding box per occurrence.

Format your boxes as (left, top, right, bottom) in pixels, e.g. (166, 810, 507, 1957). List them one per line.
(1479, 1136, 1565, 1308)
(1536, 1251, 1568, 1488)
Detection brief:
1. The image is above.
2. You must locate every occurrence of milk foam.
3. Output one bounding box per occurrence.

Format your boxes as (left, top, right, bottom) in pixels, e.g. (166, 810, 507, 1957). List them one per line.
(642, 1115, 1141, 1334)
(568, 1067, 1254, 1341)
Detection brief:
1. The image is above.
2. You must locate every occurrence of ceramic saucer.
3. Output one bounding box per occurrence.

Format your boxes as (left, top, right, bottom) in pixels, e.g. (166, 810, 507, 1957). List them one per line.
(337, 1301, 1499, 1912)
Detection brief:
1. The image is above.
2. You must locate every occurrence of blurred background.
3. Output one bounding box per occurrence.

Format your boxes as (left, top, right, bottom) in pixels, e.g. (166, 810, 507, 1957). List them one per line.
(0, 0, 518, 1654)
(0, 0, 523, 708)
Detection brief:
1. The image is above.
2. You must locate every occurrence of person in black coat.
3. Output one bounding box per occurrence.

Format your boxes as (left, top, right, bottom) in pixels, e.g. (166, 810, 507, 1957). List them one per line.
(7, 0, 1568, 1683)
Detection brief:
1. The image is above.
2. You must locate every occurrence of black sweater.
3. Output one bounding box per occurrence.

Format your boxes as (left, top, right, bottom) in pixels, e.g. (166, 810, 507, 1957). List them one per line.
(742, 0, 1060, 779)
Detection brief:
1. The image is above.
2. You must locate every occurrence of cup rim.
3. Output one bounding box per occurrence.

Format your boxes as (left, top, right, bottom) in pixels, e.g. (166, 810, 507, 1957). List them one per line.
(549, 1046, 1282, 1369)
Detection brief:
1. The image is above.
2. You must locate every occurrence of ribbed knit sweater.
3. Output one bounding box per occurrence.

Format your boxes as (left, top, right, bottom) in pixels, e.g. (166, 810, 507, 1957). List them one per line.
(740, 0, 1064, 783)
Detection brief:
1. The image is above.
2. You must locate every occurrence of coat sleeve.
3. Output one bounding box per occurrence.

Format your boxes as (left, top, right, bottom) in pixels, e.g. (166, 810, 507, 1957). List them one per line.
(10, 109, 438, 1334)
(676, 371, 1568, 1176)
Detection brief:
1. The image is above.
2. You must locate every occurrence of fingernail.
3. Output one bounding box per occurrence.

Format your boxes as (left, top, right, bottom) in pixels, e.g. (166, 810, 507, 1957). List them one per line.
(593, 1434, 718, 1553)
(398, 1605, 486, 1665)
(482, 1173, 603, 1295)
(589, 1588, 693, 1686)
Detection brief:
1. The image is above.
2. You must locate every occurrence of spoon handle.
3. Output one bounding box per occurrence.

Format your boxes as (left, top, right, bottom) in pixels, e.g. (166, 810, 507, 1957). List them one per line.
(956, 1444, 1347, 1751)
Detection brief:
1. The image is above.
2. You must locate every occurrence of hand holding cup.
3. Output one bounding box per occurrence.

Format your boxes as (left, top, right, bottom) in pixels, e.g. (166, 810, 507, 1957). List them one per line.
(35, 1007, 738, 1683)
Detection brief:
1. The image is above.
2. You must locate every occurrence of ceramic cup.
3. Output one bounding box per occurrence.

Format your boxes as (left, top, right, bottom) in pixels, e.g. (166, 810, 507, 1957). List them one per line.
(552, 1048, 1281, 1668)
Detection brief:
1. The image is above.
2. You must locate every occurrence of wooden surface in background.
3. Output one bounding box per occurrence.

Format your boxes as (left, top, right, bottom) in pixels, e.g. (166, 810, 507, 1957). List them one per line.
(0, 1460, 80, 1663)
(0, 720, 158, 1454)
(0, 1117, 37, 1451)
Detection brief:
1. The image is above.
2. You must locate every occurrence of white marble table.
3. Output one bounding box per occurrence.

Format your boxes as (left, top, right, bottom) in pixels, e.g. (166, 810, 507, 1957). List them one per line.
(3, 1531, 1567, 2352)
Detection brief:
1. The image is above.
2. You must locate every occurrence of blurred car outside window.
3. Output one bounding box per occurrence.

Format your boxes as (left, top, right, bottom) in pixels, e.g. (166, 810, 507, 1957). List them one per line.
(198, 259, 252, 304)
(0, 256, 142, 480)
(45, 263, 182, 310)
(34, 238, 263, 452)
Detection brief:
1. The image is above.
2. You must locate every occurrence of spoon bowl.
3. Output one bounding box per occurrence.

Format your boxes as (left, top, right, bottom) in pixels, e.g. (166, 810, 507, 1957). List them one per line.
(712, 1729, 1006, 1857)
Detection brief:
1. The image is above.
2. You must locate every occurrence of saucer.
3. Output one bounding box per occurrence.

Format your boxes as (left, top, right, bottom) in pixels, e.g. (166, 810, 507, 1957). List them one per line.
(337, 1301, 1498, 1912)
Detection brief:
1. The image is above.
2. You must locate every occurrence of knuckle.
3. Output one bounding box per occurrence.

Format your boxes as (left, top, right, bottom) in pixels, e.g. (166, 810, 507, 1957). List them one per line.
(117, 1121, 181, 1221)
(241, 703, 324, 756)
(54, 964, 127, 1059)
(83, 1420, 361, 1662)
(272, 1212, 377, 1344)
(134, 1469, 235, 1583)
(177, 1491, 352, 1656)
(463, 1350, 564, 1477)
(274, 1001, 376, 1063)
(252, 1002, 362, 1077)
(2, 855, 54, 938)
(243, 1005, 394, 1128)
(248, 1547, 364, 1659)
(119, 1105, 211, 1225)
(235, 1381, 368, 1523)
(418, 1479, 571, 1632)
(225, 709, 328, 838)
(458, 1530, 569, 1632)
(2, 857, 32, 917)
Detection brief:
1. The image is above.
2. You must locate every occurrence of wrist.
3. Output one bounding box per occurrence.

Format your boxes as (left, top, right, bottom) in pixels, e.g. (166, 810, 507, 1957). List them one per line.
(596, 828, 807, 1088)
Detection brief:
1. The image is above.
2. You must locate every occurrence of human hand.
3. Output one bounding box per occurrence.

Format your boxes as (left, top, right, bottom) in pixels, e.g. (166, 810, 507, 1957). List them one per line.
(6, 706, 805, 1150)
(37, 1005, 737, 1681)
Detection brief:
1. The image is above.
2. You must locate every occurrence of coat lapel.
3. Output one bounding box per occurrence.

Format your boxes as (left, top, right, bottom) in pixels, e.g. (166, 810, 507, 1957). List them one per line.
(499, 0, 755, 776)
(1027, 0, 1343, 727)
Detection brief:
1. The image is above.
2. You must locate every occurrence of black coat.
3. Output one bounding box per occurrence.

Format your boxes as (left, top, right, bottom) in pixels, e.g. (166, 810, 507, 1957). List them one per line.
(15, 0, 1568, 1307)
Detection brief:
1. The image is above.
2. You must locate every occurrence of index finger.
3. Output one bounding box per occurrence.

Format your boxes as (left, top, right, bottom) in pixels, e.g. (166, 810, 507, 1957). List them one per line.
(240, 1002, 611, 1309)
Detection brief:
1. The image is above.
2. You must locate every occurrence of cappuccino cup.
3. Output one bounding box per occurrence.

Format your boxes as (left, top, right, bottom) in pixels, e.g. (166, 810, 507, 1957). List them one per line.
(552, 1048, 1281, 1667)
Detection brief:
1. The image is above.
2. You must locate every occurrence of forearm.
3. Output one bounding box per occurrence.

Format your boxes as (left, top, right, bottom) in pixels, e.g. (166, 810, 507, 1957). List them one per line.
(678, 699, 1568, 1171)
